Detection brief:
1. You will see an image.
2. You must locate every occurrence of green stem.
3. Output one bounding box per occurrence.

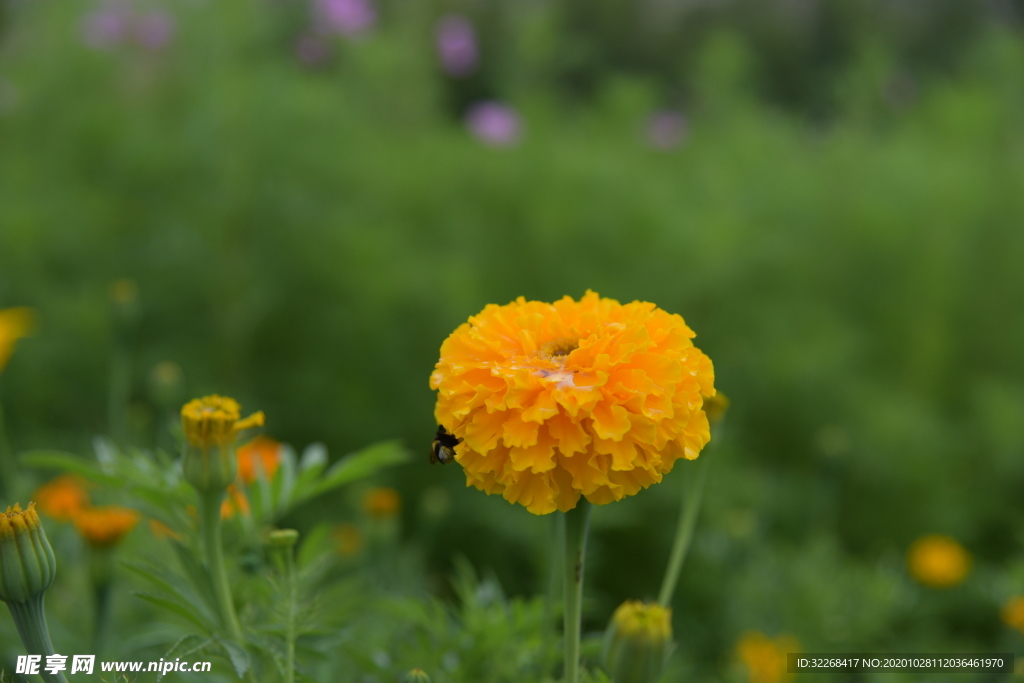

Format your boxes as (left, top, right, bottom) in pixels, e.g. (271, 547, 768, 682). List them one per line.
(0, 401, 19, 500)
(657, 454, 712, 607)
(6, 596, 70, 683)
(198, 490, 242, 640)
(562, 499, 592, 683)
(284, 550, 297, 683)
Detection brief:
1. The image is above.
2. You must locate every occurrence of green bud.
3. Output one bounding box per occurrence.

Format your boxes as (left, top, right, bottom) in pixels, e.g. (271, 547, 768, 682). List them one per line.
(403, 669, 431, 683)
(601, 600, 673, 683)
(0, 504, 56, 605)
(268, 529, 299, 548)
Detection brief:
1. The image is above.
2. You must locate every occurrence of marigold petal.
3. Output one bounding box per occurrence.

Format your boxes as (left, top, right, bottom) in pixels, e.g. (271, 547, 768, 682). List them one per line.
(591, 402, 632, 441)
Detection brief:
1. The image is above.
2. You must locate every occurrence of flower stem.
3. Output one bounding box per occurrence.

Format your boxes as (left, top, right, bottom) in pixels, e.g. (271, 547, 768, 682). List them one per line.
(6, 597, 69, 683)
(284, 549, 297, 683)
(563, 499, 592, 683)
(197, 491, 244, 640)
(657, 454, 711, 607)
(0, 401, 19, 499)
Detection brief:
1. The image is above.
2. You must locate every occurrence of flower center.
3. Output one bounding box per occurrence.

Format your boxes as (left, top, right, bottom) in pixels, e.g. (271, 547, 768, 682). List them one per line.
(540, 338, 578, 360)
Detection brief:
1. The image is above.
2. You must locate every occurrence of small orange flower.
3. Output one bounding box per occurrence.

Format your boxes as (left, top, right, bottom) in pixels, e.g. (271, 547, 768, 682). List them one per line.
(236, 436, 282, 484)
(1002, 597, 1024, 634)
(33, 475, 91, 522)
(736, 632, 799, 683)
(148, 519, 182, 541)
(907, 535, 971, 588)
(72, 506, 140, 548)
(221, 484, 251, 519)
(333, 523, 364, 556)
(363, 487, 401, 519)
(0, 307, 35, 372)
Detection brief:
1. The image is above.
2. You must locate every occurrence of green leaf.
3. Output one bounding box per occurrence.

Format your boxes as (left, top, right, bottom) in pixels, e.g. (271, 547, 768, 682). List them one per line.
(122, 561, 218, 629)
(300, 440, 409, 502)
(133, 592, 212, 632)
(169, 540, 220, 617)
(217, 637, 251, 678)
(18, 451, 121, 486)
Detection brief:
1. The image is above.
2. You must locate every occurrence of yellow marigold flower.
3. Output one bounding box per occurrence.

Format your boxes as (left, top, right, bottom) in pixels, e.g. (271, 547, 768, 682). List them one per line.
(602, 600, 673, 683)
(72, 506, 140, 549)
(1003, 597, 1024, 634)
(236, 436, 282, 484)
(333, 523, 363, 556)
(220, 484, 251, 519)
(0, 503, 57, 604)
(907, 534, 971, 588)
(431, 291, 716, 514)
(181, 395, 265, 449)
(148, 519, 182, 541)
(0, 307, 35, 372)
(33, 475, 91, 522)
(363, 487, 401, 519)
(736, 632, 799, 683)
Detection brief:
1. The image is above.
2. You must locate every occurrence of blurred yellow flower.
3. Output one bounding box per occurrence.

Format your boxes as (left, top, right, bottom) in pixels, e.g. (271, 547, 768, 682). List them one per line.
(333, 523, 364, 556)
(181, 395, 265, 449)
(363, 487, 401, 519)
(431, 291, 716, 515)
(236, 436, 282, 484)
(0, 307, 35, 372)
(736, 632, 799, 683)
(72, 506, 140, 549)
(907, 535, 971, 588)
(148, 518, 182, 541)
(33, 475, 91, 522)
(1002, 596, 1024, 633)
(220, 484, 251, 519)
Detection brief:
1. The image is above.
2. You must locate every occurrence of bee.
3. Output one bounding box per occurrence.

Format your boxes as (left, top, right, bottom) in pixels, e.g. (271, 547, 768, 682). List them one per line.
(430, 425, 461, 465)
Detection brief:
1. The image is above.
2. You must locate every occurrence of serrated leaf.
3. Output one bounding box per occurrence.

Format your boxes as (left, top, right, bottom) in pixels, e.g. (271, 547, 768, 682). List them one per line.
(134, 592, 211, 631)
(217, 637, 251, 678)
(122, 561, 218, 628)
(300, 440, 408, 502)
(169, 540, 220, 617)
(157, 635, 214, 681)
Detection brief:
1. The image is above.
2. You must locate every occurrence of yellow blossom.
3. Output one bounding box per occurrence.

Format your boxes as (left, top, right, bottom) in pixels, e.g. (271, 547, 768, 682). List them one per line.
(907, 534, 971, 588)
(333, 523, 363, 556)
(736, 632, 799, 683)
(33, 475, 91, 522)
(1003, 597, 1024, 634)
(236, 436, 282, 484)
(602, 600, 673, 683)
(0, 307, 35, 372)
(181, 395, 265, 449)
(72, 506, 140, 549)
(431, 291, 716, 514)
(363, 487, 401, 519)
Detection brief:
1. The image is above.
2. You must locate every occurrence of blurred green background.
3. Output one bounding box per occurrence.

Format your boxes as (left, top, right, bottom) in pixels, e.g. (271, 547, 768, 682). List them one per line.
(3, 0, 1024, 679)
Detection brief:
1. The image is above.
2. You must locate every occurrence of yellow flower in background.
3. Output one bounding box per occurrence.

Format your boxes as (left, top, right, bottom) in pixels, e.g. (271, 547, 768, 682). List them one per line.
(363, 487, 401, 519)
(72, 506, 140, 549)
(431, 291, 716, 514)
(736, 632, 799, 683)
(333, 523, 364, 556)
(907, 534, 971, 588)
(220, 484, 251, 519)
(0, 307, 35, 372)
(33, 475, 91, 522)
(236, 436, 282, 484)
(181, 395, 265, 449)
(148, 519, 182, 541)
(1002, 597, 1024, 634)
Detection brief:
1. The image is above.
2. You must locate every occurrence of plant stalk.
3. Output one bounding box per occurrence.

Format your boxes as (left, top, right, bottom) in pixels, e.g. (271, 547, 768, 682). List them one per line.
(658, 454, 712, 607)
(6, 597, 70, 683)
(562, 499, 592, 683)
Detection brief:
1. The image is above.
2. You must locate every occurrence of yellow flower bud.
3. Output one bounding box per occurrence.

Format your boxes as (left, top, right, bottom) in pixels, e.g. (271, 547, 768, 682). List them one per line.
(703, 391, 730, 424)
(601, 600, 673, 683)
(0, 504, 56, 605)
(180, 395, 264, 492)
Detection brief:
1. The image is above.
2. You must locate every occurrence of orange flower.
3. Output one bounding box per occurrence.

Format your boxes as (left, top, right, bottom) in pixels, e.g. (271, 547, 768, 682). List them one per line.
(72, 506, 140, 548)
(363, 487, 401, 519)
(0, 307, 35, 372)
(33, 475, 91, 522)
(236, 436, 282, 484)
(221, 484, 251, 519)
(736, 632, 799, 683)
(333, 523, 364, 556)
(907, 535, 971, 588)
(431, 291, 716, 514)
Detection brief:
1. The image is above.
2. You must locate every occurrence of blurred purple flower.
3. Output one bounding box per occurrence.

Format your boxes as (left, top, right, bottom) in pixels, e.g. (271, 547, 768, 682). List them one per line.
(646, 110, 688, 150)
(465, 101, 522, 147)
(315, 0, 376, 36)
(82, 8, 130, 49)
(435, 14, 478, 77)
(296, 34, 332, 66)
(134, 12, 175, 50)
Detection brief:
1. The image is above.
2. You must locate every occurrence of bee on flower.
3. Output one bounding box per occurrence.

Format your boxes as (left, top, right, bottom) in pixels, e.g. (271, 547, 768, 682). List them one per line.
(430, 291, 716, 514)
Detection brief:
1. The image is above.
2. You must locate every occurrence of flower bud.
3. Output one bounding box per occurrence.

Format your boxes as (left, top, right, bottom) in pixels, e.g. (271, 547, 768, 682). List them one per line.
(601, 600, 672, 683)
(0, 504, 57, 605)
(268, 529, 299, 548)
(403, 668, 431, 683)
(703, 391, 730, 425)
(180, 395, 264, 493)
